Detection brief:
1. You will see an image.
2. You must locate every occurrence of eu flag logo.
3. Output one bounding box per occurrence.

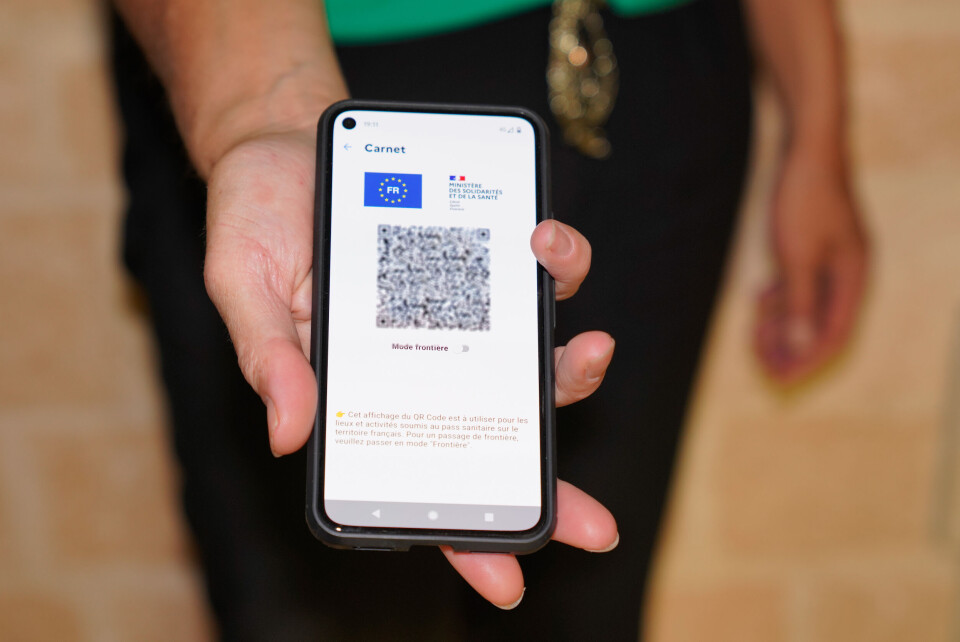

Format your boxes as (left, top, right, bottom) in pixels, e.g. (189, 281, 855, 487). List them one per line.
(364, 172, 422, 208)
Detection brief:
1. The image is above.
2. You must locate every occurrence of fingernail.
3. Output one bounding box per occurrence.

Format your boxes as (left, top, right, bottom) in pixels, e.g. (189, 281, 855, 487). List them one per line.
(585, 340, 615, 382)
(786, 317, 815, 356)
(546, 221, 572, 257)
(264, 396, 281, 457)
(497, 587, 526, 611)
(586, 533, 620, 553)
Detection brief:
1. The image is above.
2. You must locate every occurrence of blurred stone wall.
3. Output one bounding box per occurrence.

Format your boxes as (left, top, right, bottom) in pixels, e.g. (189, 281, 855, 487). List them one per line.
(0, 2, 212, 640)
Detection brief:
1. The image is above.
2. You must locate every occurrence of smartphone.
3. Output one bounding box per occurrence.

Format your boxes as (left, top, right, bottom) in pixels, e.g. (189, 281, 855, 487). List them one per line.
(306, 100, 555, 553)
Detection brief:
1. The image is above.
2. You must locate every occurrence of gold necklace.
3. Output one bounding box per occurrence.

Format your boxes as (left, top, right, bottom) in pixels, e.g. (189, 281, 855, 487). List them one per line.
(547, 0, 619, 159)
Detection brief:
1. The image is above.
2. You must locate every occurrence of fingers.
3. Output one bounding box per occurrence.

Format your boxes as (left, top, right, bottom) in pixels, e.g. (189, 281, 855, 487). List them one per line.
(441, 479, 618, 608)
(756, 246, 867, 385)
(781, 257, 818, 360)
(820, 248, 868, 356)
(554, 331, 615, 407)
(755, 283, 790, 377)
(440, 548, 525, 609)
(530, 220, 592, 300)
(755, 276, 823, 384)
(755, 264, 817, 382)
(533, 221, 613, 404)
(444, 223, 613, 610)
(554, 480, 619, 552)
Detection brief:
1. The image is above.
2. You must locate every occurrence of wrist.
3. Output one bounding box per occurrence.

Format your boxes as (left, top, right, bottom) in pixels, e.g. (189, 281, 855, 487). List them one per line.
(184, 62, 348, 179)
(783, 114, 851, 183)
(782, 90, 850, 173)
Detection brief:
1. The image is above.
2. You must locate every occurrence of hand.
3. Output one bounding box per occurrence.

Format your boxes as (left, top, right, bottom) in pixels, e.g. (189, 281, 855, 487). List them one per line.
(203, 129, 618, 608)
(443, 220, 618, 608)
(755, 144, 869, 384)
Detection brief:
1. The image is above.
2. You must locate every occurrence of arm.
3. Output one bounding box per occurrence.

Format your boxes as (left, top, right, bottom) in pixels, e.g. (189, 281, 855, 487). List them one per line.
(113, 0, 347, 177)
(744, 0, 869, 383)
(113, 1, 619, 607)
(114, 0, 348, 454)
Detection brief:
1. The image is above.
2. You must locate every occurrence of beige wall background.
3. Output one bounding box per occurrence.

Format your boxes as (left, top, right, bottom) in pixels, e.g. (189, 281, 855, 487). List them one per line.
(0, 1, 957, 640)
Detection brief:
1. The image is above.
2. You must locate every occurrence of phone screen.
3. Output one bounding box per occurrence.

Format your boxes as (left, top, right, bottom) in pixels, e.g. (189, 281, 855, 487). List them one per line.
(319, 107, 548, 534)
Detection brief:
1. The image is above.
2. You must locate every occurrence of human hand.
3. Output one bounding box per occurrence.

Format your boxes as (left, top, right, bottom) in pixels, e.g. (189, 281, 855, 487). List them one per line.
(443, 220, 618, 609)
(756, 144, 868, 384)
(203, 130, 618, 607)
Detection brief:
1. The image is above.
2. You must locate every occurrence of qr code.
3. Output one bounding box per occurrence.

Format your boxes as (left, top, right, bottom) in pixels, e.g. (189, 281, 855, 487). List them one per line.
(377, 225, 491, 331)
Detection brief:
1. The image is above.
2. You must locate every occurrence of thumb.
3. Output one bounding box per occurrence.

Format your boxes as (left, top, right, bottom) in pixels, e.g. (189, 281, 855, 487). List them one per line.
(255, 336, 318, 456)
(204, 248, 317, 457)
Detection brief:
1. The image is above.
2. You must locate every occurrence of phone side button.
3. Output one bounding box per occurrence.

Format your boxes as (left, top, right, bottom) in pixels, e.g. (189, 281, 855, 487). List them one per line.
(355, 547, 395, 552)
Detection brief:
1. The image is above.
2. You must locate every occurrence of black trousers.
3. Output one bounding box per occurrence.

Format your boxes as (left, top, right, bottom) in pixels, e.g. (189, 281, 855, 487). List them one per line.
(112, 2, 751, 639)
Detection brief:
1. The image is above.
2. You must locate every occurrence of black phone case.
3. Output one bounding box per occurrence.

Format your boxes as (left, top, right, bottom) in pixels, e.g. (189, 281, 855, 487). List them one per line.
(306, 99, 556, 553)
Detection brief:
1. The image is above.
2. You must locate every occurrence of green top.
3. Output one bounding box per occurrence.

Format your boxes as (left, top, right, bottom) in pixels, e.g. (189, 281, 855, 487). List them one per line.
(326, 0, 691, 44)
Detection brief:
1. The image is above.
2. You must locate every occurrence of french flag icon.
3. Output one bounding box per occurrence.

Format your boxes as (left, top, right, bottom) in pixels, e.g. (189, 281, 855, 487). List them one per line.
(449, 175, 466, 181)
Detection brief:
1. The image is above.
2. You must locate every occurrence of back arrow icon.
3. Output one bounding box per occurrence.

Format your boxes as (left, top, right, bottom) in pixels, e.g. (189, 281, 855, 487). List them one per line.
(372, 509, 381, 518)
(343, 143, 352, 151)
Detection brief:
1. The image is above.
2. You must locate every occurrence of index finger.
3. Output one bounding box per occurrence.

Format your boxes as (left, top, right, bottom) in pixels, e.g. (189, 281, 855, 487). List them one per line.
(530, 220, 592, 300)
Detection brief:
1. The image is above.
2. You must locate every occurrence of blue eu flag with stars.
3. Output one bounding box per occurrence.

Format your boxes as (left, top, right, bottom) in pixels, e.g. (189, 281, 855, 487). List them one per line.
(364, 172, 422, 208)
